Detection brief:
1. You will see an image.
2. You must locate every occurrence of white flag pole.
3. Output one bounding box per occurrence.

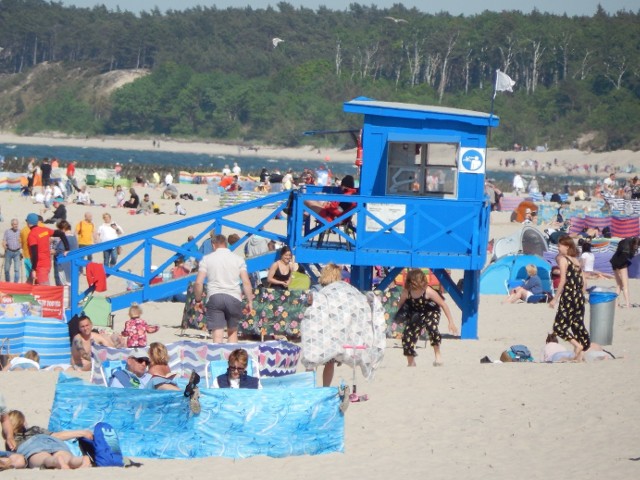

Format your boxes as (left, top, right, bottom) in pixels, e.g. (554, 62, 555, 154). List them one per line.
(489, 69, 499, 139)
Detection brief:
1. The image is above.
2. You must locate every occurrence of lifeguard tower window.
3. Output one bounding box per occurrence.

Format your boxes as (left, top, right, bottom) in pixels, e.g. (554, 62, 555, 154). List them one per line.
(386, 142, 458, 197)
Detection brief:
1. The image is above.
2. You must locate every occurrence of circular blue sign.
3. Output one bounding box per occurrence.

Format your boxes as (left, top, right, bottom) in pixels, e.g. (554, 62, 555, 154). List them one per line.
(461, 149, 484, 172)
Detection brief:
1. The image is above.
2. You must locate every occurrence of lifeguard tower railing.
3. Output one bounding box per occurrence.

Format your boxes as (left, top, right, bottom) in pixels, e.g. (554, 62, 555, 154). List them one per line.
(59, 192, 292, 319)
(60, 187, 488, 338)
(290, 187, 489, 270)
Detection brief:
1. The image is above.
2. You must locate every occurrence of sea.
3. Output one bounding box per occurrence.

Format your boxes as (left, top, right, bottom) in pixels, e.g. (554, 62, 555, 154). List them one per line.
(0, 142, 359, 176)
(0, 142, 588, 192)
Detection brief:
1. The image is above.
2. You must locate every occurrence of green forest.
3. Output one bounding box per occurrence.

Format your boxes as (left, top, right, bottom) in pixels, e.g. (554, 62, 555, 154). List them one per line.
(0, 0, 639, 151)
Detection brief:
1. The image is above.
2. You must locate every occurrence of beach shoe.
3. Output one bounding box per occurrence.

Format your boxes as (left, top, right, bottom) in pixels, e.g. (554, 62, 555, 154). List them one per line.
(338, 385, 350, 413)
(349, 392, 360, 403)
(123, 458, 143, 468)
(184, 370, 201, 398)
(189, 387, 201, 415)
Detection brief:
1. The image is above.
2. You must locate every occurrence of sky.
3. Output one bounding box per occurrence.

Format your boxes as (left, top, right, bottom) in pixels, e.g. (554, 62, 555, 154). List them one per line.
(61, 1, 639, 17)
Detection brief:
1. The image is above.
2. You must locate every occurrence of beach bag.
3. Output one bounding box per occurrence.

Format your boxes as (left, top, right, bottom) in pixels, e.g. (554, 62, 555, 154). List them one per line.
(505, 344, 534, 362)
(79, 422, 124, 467)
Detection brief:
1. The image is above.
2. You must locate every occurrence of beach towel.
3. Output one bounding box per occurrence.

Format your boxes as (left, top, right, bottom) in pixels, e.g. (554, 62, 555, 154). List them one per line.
(86, 263, 107, 292)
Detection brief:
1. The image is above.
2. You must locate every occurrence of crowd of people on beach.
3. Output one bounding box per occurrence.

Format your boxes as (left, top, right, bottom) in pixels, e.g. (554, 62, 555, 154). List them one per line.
(1, 156, 202, 289)
(1, 150, 638, 469)
(492, 164, 640, 365)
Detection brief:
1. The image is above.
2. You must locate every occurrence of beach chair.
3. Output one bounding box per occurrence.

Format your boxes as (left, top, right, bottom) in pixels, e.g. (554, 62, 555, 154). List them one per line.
(312, 216, 356, 250)
(527, 292, 553, 304)
(205, 357, 259, 388)
(81, 295, 115, 329)
(94, 359, 127, 386)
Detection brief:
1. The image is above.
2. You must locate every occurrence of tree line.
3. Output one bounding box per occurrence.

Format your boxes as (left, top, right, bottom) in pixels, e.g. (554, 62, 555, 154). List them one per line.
(0, 0, 639, 150)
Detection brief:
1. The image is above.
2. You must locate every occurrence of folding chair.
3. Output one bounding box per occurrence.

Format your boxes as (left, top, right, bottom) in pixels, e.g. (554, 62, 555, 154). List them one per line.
(94, 359, 127, 386)
(313, 217, 356, 250)
(205, 357, 260, 388)
(527, 292, 552, 304)
(81, 295, 115, 329)
(205, 360, 228, 388)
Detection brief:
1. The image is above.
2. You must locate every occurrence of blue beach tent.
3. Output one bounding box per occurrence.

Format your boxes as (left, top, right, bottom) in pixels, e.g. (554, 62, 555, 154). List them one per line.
(480, 254, 552, 295)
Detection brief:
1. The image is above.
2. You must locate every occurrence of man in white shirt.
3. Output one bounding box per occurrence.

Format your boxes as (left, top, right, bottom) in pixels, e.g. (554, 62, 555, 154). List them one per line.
(165, 172, 173, 187)
(512, 172, 525, 196)
(97, 213, 123, 267)
(194, 234, 253, 343)
(232, 162, 241, 175)
(603, 173, 616, 194)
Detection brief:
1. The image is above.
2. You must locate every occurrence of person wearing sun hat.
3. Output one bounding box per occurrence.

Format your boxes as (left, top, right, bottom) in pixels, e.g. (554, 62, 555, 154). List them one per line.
(26, 213, 53, 285)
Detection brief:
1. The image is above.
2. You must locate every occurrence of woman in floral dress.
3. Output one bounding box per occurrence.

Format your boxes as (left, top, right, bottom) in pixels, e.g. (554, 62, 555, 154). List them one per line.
(549, 235, 590, 361)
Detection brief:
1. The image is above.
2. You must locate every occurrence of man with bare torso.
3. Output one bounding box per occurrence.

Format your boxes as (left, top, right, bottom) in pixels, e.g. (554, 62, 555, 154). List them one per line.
(71, 315, 115, 371)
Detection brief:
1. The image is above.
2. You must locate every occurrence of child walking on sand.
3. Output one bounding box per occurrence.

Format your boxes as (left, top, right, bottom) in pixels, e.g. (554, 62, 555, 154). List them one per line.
(121, 303, 159, 348)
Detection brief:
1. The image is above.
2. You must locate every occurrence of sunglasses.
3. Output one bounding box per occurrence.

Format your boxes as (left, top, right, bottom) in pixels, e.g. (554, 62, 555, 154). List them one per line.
(133, 357, 149, 365)
(228, 366, 246, 373)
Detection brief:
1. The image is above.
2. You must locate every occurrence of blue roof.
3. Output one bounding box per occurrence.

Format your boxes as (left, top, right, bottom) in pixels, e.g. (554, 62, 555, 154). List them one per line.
(344, 97, 499, 127)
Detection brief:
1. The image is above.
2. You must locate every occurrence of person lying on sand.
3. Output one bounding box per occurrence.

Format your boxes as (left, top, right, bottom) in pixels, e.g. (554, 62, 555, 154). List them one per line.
(6, 410, 92, 470)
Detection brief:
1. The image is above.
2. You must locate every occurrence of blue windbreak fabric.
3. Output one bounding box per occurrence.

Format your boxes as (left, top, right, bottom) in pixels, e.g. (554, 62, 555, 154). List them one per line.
(49, 374, 343, 459)
(0, 315, 70, 366)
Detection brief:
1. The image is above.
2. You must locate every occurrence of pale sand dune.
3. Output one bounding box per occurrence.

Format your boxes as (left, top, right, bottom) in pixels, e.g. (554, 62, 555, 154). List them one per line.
(0, 174, 638, 479)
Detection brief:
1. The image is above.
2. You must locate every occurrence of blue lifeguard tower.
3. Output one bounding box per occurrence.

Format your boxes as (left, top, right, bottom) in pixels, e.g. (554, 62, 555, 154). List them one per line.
(288, 97, 499, 339)
(62, 98, 497, 340)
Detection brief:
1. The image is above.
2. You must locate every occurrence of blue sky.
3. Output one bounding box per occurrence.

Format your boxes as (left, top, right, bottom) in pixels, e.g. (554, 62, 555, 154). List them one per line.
(61, 1, 639, 16)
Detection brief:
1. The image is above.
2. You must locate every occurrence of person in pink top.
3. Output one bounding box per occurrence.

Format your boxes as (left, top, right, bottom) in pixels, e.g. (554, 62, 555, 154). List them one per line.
(540, 333, 574, 362)
(121, 303, 159, 348)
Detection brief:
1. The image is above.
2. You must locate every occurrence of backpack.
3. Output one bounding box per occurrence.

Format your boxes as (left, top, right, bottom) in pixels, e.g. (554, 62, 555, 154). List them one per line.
(507, 344, 534, 362)
(78, 422, 124, 467)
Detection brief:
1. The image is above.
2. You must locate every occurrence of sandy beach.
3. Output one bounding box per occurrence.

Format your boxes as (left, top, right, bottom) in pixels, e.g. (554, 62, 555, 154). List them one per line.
(0, 139, 638, 479)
